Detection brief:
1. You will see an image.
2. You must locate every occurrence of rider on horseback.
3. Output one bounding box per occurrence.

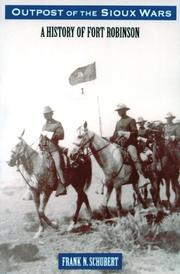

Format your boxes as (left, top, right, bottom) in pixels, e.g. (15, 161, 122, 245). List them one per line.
(164, 112, 180, 167)
(176, 119, 180, 150)
(112, 103, 143, 177)
(136, 117, 153, 165)
(41, 106, 67, 196)
(137, 117, 148, 138)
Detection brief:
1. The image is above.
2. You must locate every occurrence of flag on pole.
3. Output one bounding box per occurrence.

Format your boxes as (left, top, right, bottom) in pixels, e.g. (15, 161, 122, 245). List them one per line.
(69, 62, 96, 86)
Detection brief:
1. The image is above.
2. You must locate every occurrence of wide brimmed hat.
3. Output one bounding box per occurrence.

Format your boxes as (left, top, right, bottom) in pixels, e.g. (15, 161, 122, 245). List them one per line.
(136, 117, 147, 124)
(43, 106, 53, 114)
(165, 112, 176, 119)
(115, 103, 130, 111)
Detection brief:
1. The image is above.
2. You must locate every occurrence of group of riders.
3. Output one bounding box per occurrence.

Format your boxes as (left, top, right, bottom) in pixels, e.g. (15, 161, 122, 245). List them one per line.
(40, 104, 180, 206)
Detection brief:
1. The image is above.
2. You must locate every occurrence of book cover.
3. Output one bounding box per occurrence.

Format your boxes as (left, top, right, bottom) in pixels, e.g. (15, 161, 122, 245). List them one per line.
(0, 0, 180, 273)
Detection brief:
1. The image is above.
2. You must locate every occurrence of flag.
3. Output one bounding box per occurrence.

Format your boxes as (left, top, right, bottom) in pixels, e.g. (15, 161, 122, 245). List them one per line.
(69, 62, 96, 86)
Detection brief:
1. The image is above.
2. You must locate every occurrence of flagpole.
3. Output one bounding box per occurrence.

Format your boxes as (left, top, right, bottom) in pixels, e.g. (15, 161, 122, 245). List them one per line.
(81, 86, 102, 136)
(97, 95, 103, 136)
(69, 62, 102, 135)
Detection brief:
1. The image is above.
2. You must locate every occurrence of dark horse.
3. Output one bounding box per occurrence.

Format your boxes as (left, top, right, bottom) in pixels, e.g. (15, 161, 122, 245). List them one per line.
(154, 140, 180, 208)
(146, 122, 180, 208)
(7, 132, 92, 238)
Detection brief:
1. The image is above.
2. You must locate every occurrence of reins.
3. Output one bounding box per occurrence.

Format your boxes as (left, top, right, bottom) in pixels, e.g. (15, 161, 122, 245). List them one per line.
(15, 143, 38, 192)
(16, 163, 37, 191)
(75, 132, 124, 180)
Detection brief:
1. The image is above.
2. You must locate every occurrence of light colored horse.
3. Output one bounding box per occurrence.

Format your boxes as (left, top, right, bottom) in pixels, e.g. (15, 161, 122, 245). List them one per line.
(8, 135, 59, 238)
(69, 122, 148, 217)
(7, 132, 92, 237)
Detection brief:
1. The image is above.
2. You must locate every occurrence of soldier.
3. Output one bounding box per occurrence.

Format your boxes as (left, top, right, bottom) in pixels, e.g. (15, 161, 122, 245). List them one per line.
(164, 112, 180, 166)
(136, 117, 154, 164)
(112, 103, 143, 176)
(175, 119, 180, 146)
(164, 112, 179, 141)
(42, 106, 67, 196)
(164, 112, 177, 141)
(136, 117, 148, 138)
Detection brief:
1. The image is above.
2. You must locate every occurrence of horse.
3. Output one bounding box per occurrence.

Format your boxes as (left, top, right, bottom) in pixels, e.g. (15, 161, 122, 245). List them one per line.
(153, 140, 180, 208)
(7, 132, 92, 238)
(69, 122, 149, 217)
(136, 137, 161, 208)
(146, 121, 180, 208)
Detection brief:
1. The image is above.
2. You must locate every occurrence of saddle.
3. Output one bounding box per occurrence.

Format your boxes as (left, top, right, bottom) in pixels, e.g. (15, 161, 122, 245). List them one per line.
(116, 145, 132, 165)
(57, 145, 69, 171)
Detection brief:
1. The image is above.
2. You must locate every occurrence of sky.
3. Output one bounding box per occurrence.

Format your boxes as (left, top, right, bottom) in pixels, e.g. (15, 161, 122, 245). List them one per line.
(0, 0, 180, 181)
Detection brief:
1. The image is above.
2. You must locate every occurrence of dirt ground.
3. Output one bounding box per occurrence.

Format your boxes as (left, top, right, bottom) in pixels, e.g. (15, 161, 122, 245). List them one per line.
(0, 165, 180, 274)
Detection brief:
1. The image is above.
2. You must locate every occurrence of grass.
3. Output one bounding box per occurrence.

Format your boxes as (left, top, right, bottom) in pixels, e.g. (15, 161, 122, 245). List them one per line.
(97, 213, 149, 252)
(160, 213, 180, 233)
(95, 211, 180, 254)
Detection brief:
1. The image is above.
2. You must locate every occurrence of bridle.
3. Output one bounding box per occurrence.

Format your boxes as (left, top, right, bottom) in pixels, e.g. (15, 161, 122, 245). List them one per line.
(73, 132, 110, 157)
(13, 141, 34, 165)
(73, 131, 124, 179)
(12, 141, 37, 191)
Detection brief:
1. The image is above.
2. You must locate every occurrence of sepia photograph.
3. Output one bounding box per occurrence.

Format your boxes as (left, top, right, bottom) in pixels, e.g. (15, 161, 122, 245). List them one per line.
(0, 0, 180, 273)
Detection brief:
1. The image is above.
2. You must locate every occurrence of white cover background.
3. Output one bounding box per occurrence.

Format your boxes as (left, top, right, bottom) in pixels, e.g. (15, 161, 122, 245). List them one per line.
(0, 0, 180, 181)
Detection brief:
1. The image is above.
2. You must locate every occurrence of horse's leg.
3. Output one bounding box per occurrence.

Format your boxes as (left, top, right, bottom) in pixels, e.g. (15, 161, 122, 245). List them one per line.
(133, 192, 137, 207)
(133, 183, 147, 209)
(31, 190, 45, 239)
(149, 172, 160, 208)
(73, 193, 84, 224)
(67, 192, 84, 232)
(165, 178, 171, 208)
(132, 170, 148, 209)
(141, 188, 144, 199)
(82, 192, 92, 222)
(102, 183, 113, 218)
(171, 174, 180, 207)
(144, 185, 148, 203)
(115, 186, 122, 217)
(39, 191, 58, 230)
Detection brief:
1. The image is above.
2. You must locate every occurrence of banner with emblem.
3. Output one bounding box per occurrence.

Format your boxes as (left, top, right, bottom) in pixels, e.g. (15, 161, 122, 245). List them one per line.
(68, 62, 96, 86)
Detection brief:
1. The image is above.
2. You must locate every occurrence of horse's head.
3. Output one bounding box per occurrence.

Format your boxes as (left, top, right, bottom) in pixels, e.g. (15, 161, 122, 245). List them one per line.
(7, 137, 26, 167)
(7, 132, 27, 167)
(68, 121, 94, 160)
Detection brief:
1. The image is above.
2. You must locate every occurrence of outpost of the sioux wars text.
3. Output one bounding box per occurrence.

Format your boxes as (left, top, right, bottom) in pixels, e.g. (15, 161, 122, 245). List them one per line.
(8, 7, 174, 19)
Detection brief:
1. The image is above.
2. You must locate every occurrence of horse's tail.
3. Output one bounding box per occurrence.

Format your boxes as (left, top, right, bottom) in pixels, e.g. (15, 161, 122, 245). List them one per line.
(83, 157, 92, 191)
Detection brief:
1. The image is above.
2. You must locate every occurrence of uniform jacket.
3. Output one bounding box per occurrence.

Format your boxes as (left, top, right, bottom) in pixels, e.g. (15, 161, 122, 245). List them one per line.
(138, 126, 148, 138)
(42, 119, 64, 152)
(113, 115, 138, 145)
(164, 123, 180, 142)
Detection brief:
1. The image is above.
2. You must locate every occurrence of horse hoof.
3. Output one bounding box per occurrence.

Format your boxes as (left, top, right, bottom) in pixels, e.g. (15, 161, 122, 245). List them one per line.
(67, 221, 75, 232)
(51, 221, 58, 230)
(33, 227, 44, 239)
(22, 191, 33, 201)
(33, 232, 41, 239)
(85, 219, 92, 226)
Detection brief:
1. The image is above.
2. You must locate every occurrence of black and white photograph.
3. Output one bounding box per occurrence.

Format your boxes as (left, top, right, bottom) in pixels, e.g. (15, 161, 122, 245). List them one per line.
(0, 0, 180, 273)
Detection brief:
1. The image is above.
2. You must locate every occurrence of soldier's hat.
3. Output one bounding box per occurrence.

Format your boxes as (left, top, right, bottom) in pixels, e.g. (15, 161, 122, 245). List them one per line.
(165, 112, 176, 119)
(43, 106, 54, 114)
(136, 117, 147, 124)
(115, 103, 130, 111)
